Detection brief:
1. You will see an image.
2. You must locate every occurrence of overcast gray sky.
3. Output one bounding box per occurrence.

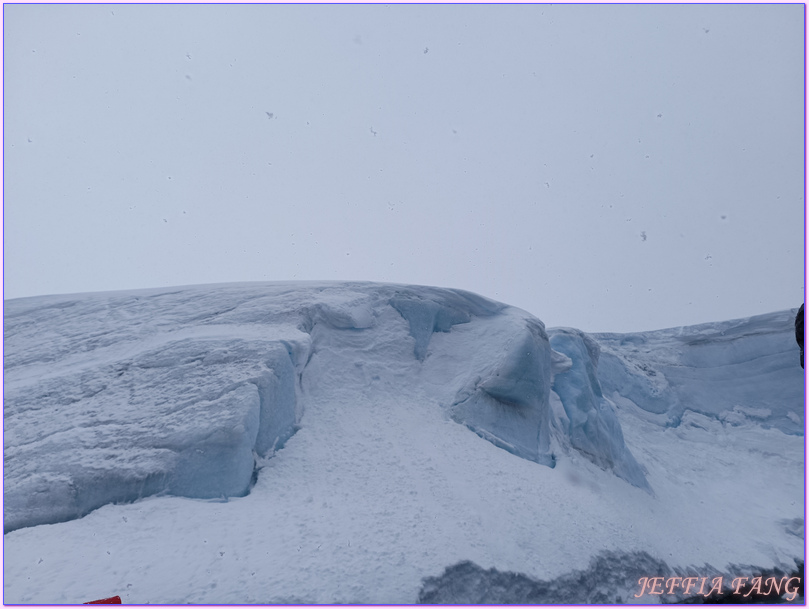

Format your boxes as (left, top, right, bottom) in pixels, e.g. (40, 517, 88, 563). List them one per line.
(3, 3, 804, 332)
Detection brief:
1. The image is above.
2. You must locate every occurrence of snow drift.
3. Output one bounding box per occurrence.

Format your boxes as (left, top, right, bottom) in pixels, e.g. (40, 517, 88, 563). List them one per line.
(3, 282, 803, 604)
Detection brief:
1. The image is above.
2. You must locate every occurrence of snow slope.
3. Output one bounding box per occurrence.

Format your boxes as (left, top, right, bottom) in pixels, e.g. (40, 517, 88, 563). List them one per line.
(3, 282, 804, 604)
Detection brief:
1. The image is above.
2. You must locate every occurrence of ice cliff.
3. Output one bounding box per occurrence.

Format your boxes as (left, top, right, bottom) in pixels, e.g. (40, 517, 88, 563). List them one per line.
(593, 310, 803, 435)
(3, 282, 803, 534)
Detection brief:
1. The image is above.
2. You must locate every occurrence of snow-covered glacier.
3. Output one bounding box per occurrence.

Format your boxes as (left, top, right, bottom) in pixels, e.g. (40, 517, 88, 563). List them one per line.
(2, 282, 643, 533)
(3, 282, 803, 604)
(594, 311, 803, 435)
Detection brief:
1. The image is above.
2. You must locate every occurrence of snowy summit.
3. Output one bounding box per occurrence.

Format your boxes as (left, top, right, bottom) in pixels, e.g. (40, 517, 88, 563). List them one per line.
(3, 281, 804, 603)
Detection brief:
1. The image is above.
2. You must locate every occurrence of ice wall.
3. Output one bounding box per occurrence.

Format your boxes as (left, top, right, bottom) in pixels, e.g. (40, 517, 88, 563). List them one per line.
(4, 284, 315, 533)
(389, 289, 504, 360)
(3, 283, 508, 532)
(447, 316, 556, 467)
(5, 282, 799, 534)
(3, 335, 302, 533)
(548, 328, 651, 491)
(593, 310, 804, 435)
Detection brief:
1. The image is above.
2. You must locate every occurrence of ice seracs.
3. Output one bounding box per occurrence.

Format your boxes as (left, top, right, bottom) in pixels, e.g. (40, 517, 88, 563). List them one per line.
(6, 283, 801, 534)
(3, 281, 803, 604)
(447, 314, 556, 468)
(594, 309, 803, 435)
(4, 281, 656, 533)
(549, 327, 651, 492)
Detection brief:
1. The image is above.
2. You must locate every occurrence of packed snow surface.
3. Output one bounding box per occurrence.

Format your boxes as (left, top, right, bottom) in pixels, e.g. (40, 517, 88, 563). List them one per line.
(3, 282, 804, 604)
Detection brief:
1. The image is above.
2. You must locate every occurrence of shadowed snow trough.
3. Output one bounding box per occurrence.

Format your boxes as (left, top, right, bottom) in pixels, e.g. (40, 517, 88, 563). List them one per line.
(3, 282, 804, 604)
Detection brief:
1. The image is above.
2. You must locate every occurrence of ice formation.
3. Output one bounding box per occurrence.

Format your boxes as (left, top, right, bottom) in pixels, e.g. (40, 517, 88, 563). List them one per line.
(5, 284, 802, 534)
(3, 282, 803, 604)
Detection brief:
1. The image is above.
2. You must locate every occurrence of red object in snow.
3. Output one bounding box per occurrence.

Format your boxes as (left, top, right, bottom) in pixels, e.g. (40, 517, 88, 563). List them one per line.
(84, 596, 122, 604)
